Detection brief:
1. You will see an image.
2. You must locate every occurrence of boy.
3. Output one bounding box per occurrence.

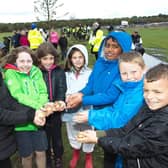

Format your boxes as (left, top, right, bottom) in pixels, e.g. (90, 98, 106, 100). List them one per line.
(77, 63, 168, 168)
(74, 51, 146, 131)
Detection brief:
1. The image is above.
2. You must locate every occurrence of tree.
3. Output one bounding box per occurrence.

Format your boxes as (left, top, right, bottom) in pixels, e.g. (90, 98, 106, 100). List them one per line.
(34, 0, 68, 28)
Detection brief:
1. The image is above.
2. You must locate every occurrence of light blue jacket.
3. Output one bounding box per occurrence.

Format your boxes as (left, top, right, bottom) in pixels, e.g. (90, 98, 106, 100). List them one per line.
(88, 77, 144, 130)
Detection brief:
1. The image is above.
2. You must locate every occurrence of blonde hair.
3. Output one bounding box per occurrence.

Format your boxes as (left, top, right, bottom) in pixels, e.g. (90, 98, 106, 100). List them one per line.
(119, 51, 145, 69)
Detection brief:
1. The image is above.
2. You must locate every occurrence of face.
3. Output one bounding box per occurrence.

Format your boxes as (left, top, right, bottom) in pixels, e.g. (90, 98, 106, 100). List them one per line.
(15, 52, 33, 73)
(104, 38, 122, 60)
(71, 51, 85, 70)
(119, 62, 145, 82)
(144, 78, 168, 110)
(40, 54, 54, 70)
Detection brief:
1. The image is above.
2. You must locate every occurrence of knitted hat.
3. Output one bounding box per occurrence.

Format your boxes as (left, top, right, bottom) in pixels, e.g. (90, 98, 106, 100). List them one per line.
(31, 23, 37, 29)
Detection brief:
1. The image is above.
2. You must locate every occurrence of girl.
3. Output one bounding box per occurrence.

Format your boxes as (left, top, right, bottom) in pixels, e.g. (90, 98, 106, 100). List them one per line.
(36, 42, 67, 168)
(3, 46, 49, 168)
(62, 44, 94, 168)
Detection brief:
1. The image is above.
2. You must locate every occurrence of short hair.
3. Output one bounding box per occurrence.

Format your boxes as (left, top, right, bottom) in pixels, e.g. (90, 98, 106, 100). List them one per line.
(36, 42, 58, 65)
(145, 63, 168, 82)
(119, 51, 145, 69)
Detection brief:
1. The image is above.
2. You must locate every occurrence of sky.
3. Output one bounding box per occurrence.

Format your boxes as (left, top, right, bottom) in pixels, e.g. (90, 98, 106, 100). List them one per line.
(0, 0, 168, 23)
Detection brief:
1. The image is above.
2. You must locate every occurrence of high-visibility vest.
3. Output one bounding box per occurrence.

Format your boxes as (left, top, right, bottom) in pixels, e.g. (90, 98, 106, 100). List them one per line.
(28, 29, 43, 49)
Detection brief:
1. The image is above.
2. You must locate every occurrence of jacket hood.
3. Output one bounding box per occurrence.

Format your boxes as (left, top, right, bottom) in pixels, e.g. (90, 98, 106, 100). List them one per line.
(66, 44, 88, 66)
(98, 31, 132, 58)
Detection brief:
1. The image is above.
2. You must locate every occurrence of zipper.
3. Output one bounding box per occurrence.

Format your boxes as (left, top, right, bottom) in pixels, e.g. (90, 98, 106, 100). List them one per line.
(137, 158, 141, 168)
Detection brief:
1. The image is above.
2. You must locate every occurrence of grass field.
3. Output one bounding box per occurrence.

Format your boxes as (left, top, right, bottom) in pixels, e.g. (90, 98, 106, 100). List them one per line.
(0, 26, 168, 167)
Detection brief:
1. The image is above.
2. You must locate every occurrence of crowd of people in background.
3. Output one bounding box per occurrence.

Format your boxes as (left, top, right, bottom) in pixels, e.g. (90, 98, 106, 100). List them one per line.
(1, 21, 168, 168)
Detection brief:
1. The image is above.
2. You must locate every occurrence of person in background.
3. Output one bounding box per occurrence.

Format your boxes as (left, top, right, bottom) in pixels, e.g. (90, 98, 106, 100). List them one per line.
(11, 30, 20, 48)
(62, 44, 94, 168)
(58, 32, 68, 60)
(77, 63, 168, 168)
(89, 22, 104, 60)
(19, 30, 29, 46)
(0, 43, 8, 58)
(131, 31, 145, 56)
(74, 51, 146, 168)
(28, 23, 43, 50)
(3, 46, 49, 168)
(49, 28, 59, 49)
(36, 42, 67, 168)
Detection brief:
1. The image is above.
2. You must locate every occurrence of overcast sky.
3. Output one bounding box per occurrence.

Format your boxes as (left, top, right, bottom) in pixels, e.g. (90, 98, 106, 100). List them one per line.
(0, 0, 167, 23)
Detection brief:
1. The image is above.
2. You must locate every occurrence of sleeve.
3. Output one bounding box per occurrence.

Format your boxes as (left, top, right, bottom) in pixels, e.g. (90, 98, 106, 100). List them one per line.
(82, 84, 120, 106)
(80, 70, 94, 96)
(55, 69, 67, 101)
(88, 99, 144, 130)
(98, 116, 168, 158)
(4, 69, 48, 109)
(0, 82, 35, 125)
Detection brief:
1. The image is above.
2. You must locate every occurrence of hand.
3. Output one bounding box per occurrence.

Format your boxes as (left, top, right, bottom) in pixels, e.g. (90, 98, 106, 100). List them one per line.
(76, 130, 98, 144)
(33, 109, 46, 126)
(73, 110, 89, 123)
(66, 92, 83, 109)
(43, 102, 55, 116)
(54, 101, 66, 111)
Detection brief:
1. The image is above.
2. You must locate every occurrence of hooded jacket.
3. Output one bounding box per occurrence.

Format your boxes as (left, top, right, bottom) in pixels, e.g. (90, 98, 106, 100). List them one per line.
(98, 105, 168, 168)
(81, 31, 132, 108)
(62, 44, 92, 121)
(0, 72, 35, 160)
(4, 64, 48, 131)
(88, 77, 144, 130)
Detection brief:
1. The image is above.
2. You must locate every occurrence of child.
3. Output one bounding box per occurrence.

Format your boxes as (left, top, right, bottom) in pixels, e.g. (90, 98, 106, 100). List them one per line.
(74, 51, 146, 168)
(3, 46, 49, 168)
(58, 32, 68, 60)
(36, 42, 67, 168)
(74, 51, 146, 131)
(66, 31, 132, 168)
(77, 63, 168, 168)
(62, 44, 94, 168)
(66, 31, 132, 110)
(0, 69, 47, 168)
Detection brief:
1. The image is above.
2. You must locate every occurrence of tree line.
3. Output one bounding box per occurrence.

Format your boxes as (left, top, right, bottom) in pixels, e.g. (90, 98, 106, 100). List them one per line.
(0, 14, 167, 32)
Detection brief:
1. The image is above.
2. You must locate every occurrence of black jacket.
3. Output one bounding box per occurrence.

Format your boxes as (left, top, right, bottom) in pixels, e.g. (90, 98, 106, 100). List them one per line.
(41, 66, 66, 102)
(0, 73, 35, 160)
(98, 105, 168, 168)
(41, 66, 66, 125)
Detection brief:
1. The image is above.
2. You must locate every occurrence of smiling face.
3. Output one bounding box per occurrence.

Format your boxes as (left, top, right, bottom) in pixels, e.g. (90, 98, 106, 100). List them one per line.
(144, 78, 168, 110)
(40, 54, 54, 70)
(71, 51, 85, 71)
(120, 62, 145, 82)
(15, 52, 33, 73)
(104, 38, 122, 60)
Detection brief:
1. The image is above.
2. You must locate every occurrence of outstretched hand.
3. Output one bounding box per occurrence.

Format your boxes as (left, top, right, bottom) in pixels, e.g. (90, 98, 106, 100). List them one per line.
(66, 93, 83, 109)
(33, 109, 46, 126)
(73, 110, 89, 123)
(76, 130, 98, 144)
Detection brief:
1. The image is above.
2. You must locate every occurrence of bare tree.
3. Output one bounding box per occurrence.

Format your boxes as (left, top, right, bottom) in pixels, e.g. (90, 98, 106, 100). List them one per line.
(34, 0, 68, 28)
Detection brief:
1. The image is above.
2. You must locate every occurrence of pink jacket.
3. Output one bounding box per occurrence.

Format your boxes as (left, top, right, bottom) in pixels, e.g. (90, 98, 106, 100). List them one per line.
(49, 32, 59, 44)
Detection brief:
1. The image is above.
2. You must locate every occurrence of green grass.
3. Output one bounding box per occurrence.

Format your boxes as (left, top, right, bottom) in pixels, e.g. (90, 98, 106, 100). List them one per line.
(126, 26, 168, 61)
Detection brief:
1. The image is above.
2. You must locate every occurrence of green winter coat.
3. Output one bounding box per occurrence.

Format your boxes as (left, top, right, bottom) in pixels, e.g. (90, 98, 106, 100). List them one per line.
(4, 65, 48, 131)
